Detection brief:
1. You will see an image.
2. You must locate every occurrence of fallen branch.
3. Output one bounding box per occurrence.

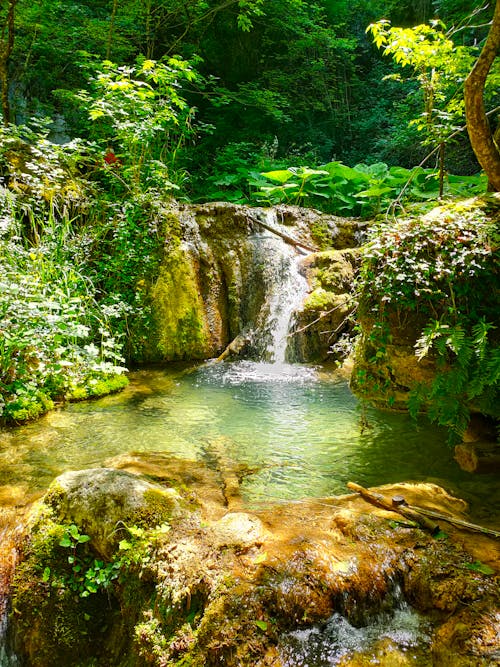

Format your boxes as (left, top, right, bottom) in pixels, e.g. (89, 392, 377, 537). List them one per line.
(246, 212, 318, 253)
(347, 482, 500, 539)
(402, 503, 500, 539)
(347, 482, 440, 534)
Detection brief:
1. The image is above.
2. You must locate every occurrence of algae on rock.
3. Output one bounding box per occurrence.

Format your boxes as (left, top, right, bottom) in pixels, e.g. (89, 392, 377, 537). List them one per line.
(141, 202, 365, 363)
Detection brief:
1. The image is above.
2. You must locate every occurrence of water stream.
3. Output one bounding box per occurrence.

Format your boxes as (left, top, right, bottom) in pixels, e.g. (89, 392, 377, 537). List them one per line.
(280, 583, 432, 666)
(1, 362, 497, 517)
(250, 218, 310, 362)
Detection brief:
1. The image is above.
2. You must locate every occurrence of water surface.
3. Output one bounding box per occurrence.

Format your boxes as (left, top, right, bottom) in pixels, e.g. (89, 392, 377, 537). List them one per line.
(1, 361, 498, 521)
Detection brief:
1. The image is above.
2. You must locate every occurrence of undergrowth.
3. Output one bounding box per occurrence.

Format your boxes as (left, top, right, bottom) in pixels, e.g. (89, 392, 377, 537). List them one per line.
(357, 196, 500, 442)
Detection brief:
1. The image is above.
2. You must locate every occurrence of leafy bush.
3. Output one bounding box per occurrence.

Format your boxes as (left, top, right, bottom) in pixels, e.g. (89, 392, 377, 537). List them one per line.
(357, 197, 499, 441)
(252, 161, 487, 216)
(0, 208, 127, 423)
(63, 55, 200, 194)
(195, 153, 487, 216)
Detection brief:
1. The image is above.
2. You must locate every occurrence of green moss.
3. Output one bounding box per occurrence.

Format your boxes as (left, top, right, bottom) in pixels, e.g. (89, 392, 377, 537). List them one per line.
(302, 289, 342, 312)
(3, 391, 54, 423)
(66, 373, 129, 402)
(11, 510, 117, 666)
(132, 488, 179, 527)
(310, 219, 335, 250)
(149, 247, 210, 360)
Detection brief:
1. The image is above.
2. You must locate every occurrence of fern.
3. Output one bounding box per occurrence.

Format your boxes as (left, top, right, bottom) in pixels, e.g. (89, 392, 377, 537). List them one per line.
(359, 203, 499, 443)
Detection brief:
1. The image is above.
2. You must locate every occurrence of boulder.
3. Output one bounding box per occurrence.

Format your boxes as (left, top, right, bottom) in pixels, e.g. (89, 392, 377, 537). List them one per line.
(9, 460, 500, 667)
(42, 467, 184, 558)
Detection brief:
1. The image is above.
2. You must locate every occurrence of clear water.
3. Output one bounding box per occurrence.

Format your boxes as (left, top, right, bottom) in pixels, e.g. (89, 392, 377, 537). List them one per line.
(0, 360, 498, 518)
(0, 360, 498, 666)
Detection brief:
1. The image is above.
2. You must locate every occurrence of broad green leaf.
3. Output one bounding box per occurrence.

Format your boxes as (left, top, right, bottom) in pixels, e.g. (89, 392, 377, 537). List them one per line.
(261, 169, 294, 184)
(465, 561, 495, 575)
(357, 186, 393, 198)
(254, 620, 268, 631)
(322, 161, 369, 182)
(59, 535, 72, 548)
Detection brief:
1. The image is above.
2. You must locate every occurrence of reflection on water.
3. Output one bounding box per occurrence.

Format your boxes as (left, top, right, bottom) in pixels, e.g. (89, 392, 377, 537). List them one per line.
(0, 361, 499, 520)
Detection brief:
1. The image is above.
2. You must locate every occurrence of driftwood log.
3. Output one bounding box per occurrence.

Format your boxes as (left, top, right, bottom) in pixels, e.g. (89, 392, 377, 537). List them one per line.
(347, 482, 440, 534)
(347, 482, 500, 539)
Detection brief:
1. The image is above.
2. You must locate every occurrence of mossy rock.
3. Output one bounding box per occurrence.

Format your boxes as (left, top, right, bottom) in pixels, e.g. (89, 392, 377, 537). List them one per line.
(9, 470, 500, 667)
(287, 249, 358, 362)
(43, 468, 186, 558)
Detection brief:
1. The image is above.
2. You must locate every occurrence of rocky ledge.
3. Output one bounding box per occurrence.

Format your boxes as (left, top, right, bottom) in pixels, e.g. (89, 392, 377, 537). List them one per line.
(7, 453, 500, 666)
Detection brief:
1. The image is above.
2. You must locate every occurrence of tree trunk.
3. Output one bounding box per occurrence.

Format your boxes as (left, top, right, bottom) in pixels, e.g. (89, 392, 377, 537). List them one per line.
(464, 0, 500, 191)
(106, 0, 119, 60)
(0, 0, 17, 125)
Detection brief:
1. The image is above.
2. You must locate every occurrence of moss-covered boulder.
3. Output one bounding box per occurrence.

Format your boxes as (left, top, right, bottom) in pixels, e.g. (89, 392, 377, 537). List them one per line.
(288, 248, 359, 362)
(42, 468, 185, 558)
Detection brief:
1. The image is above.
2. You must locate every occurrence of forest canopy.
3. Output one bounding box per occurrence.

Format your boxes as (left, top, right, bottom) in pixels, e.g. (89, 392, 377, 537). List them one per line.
(1, 0, 498, 201)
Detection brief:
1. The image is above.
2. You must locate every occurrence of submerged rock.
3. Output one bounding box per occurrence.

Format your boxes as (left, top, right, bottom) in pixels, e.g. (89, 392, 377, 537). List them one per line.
(8, 455, 500, 666)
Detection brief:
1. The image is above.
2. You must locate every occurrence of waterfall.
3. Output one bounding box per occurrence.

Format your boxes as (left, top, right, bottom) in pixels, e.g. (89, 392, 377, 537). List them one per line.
(249, 211, 309, 364)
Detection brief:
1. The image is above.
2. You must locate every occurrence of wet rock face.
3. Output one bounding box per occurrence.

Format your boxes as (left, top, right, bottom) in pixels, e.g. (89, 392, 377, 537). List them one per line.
(143, 203, 364, 363)
(9, 455, 499, 667)
(288, 248, 360, 362)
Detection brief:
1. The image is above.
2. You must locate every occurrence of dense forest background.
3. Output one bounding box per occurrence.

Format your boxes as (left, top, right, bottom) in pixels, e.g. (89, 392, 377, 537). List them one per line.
(2, 0, 497, 200)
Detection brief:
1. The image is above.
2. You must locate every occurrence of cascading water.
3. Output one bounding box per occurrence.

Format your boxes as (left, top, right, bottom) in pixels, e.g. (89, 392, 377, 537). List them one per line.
(279, 582, 432, 666)
(248, 210, 310, 364)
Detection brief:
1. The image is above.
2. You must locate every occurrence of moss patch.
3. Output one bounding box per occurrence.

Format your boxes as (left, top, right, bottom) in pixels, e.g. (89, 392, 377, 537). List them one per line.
(149, 246, 210, 360)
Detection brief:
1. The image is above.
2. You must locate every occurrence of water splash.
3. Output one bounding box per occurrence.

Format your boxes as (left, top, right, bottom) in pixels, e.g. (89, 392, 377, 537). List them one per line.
(200, 359, 318, 385)
(279, 584, 432, 666)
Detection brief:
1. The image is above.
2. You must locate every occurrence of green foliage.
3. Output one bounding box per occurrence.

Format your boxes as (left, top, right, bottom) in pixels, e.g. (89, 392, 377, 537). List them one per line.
(359, 198, 499, 441)
(0, 134, 129, 422)
(64, 55, 199, 193)
(34, 523, 120, 599)
(250, 160, 486, 216)
(366, 16, 499, 184)
(464, 560, 495, 575)
(39, 520, 170, 600)
(0, 119, 98, 217)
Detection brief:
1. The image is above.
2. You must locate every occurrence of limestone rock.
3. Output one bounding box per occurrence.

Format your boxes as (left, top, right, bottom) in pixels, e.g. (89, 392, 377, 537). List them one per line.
(141, 203, 363, 363)
(11, 463, 499, 667)
(44, 467, 183, 557)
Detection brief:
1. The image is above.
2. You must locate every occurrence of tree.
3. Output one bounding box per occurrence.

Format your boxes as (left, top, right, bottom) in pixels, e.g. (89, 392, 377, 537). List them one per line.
(0, 0, 17, 124)
(367, 19, 476, 195)
(464, 0, 500, 191)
